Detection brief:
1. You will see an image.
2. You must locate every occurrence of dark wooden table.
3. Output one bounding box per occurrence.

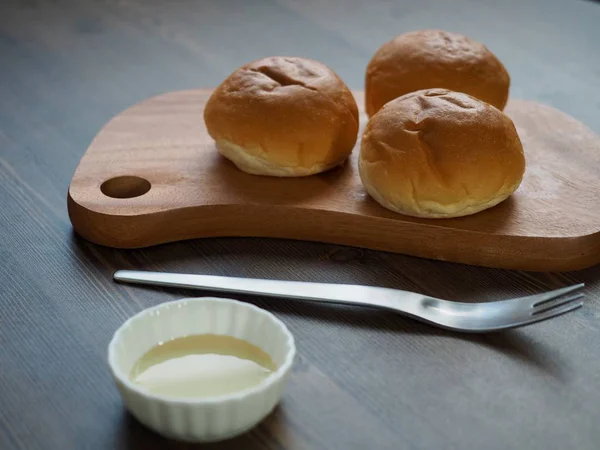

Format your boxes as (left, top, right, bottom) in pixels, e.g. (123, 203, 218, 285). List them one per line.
(2, 1, 600, 449)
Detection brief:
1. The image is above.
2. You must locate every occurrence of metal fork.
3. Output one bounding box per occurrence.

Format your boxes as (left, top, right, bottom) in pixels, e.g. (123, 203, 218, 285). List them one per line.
(113, 270, 585, 333)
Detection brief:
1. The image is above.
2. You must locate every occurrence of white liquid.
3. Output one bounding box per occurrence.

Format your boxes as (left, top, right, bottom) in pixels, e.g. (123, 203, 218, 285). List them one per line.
(130, 334, 276, 399)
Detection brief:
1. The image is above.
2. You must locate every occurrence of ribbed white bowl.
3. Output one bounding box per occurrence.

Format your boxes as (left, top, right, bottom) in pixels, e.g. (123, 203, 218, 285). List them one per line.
(107, 297, 296, 443)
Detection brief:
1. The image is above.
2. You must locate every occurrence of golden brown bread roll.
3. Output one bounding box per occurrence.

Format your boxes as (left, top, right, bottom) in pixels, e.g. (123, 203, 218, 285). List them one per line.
(204, 56, 359, 176)
(365, 29, 510, 116)
(359, 89, 525, 218)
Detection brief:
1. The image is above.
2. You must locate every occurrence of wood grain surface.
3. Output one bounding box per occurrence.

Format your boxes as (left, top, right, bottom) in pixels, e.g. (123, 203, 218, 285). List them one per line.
(2, 0, 600, 449)
(68, 89, 600, 271)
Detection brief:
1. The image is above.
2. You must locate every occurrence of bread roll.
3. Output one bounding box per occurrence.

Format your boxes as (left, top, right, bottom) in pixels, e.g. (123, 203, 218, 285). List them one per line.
(365, 29, 510, 116)
(204, 56, 359, 176)
(359, 89, 525, 218)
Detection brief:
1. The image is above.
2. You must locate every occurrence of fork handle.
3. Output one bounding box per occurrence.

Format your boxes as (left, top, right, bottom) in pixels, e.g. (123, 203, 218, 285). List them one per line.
(113, 270, 424, 312)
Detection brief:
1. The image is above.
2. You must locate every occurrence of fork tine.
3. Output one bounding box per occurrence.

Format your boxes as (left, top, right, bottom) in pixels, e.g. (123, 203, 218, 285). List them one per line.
(529, 283, 585, 307)
(532, 293, 585, 315)
(514, 300, 584, 328)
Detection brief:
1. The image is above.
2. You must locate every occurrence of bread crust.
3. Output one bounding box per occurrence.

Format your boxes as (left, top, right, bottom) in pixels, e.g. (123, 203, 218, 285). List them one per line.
(204, 57, 359, 176)
(366, 30, 510, 116)
(359, 89, 525, 218)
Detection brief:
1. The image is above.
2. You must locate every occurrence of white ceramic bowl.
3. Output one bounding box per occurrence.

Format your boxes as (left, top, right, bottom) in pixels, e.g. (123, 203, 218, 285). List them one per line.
(107, 297, 296, 443)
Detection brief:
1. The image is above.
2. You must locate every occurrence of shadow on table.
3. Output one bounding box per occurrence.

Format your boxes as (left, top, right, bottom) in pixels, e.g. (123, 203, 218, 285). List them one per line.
(107, 277, 570, 382)
(68, 227, 597, 298)
(116, 405, 290, 450)
(69, 231, 580, 382)
(250, 297, 571, 382)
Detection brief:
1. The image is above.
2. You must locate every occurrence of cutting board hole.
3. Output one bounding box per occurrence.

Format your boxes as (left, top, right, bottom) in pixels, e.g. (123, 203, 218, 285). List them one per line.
(101, 176, 151, 199)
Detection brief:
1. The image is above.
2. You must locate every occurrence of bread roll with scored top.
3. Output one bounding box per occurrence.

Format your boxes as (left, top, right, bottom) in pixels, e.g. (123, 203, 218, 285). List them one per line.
(366, 29, 510, 116)
(204, 56, 359, 176)
(359, 89, 525, 218)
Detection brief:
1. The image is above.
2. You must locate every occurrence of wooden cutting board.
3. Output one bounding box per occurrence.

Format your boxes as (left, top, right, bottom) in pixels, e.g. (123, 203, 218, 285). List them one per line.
(67, 90, 600, 272)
